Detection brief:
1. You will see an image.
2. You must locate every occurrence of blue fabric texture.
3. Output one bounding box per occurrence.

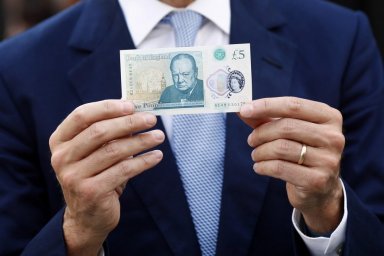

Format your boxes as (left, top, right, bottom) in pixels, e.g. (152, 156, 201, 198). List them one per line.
(168, 10, 225, 256)
(1, 0, 384, 255)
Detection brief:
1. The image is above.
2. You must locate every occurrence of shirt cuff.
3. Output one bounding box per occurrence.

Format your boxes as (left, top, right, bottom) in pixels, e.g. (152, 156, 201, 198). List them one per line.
(292, 179, 347, 256)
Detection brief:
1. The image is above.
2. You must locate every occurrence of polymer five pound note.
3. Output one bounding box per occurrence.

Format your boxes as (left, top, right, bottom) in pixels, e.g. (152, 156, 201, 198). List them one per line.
(120, 44, 252, 115)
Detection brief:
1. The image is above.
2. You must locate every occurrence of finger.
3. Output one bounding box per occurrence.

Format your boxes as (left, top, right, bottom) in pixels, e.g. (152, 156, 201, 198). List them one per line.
(236, 112, 273, 129)
(75, 130, 165, 178)
(60, 112, 158, 162)
(252, 139, 338, 168)
(254, 160, 333, 191)
(247, 118, 340, 148)
(239, 97, 342, 127)
(50, 100, 135, 149)
(252, 139, 303, 164)
(255, 160, 309, 187)
(91, 150, 163, 194)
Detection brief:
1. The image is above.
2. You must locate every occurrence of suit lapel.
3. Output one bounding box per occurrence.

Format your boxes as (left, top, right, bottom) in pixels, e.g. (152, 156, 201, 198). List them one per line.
(68, 0, 129, 102)
(130, 123, 202, 255)
(230, 0, 297, 100)
(68, 0, 200, 254)
(216, 1, 297, 255)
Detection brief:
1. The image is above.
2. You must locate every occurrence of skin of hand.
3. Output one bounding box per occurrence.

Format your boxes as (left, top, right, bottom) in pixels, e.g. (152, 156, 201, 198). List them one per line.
(49, 100, 165, 256)
(239, 97, 345, 234)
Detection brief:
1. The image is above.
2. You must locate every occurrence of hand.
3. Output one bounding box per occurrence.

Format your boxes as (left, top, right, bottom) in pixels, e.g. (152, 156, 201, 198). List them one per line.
(239, 97, 345, 234)
(49, 100, 165, 255)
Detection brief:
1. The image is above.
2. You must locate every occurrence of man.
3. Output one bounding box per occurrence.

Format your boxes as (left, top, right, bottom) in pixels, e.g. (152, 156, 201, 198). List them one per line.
(0, 0, 383, 256)
(158, 53, 204, 107)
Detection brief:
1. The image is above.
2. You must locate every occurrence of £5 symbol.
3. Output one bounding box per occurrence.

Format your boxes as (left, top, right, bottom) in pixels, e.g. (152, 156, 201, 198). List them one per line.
(232, 49, 245, 60)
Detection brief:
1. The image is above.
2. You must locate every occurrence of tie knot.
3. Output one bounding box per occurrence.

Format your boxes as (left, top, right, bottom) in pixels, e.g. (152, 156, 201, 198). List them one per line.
(165, 10, 204, 47)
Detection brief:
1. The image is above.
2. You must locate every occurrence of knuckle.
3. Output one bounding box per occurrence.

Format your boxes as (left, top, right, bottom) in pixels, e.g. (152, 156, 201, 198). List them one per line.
(71, 107, 88, 126)
(51, 147, 67, 170)
(59, 171, 76, 191)
(102, 100, 112, 111)
(323, 154, 341, 170)
(138, 133, 152, 147)
(272, 160, 286, 177)
(326, 130, 345, 151)
(103, 141, 119, 156)
(255, 127, 264, 143)
(124, 115, 135, 131)
(334, 133, 345, 151)
(103, 141, 126, 163)
(49, 132, 58, 150)
(89, 123, 107, 140)
(249, 129, 260, 146)
(262, 98, 270, 111)
(119, 160, 133, 177)
(286, 97, 303, 113)
(310, 172, 330, 192)
(141, 154, 151, 167)
(78, 182, 98, 202)
(276, 139, 291, 158)
(280, 118, 296, 136)
(331, 108, 343, 124)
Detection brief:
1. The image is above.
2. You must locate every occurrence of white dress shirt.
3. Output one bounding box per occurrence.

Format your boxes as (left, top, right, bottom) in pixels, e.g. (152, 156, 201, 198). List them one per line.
(117, 1, 347, 255)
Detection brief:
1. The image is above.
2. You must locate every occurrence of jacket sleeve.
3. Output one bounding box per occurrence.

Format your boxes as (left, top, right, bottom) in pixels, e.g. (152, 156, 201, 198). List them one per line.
(339, 11, 384, 255)
(0, 71, 67, 255)
(293, 11, 384, 256)
(22, 208, 68, 256)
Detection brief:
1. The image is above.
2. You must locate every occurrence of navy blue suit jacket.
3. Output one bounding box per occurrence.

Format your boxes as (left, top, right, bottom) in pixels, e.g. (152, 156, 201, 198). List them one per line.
(0, 0, 384, 255)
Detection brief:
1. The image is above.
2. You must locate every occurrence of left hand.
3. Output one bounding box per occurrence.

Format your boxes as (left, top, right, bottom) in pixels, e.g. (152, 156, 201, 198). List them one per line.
(239, 97, 345, 234)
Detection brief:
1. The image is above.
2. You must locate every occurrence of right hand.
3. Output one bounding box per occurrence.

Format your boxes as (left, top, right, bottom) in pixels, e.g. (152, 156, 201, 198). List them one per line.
(49, 100, 165, 256)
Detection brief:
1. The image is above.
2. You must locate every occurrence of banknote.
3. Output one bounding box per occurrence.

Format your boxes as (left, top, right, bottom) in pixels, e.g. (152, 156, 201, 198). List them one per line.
(120, 44, 252, 115)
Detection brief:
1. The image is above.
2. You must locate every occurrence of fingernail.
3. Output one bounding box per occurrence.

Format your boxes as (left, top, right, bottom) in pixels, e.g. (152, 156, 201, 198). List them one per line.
(152, 130, 165, 141)
(122, 101, 134, 114)
(152, 150, 163, 160)
(253, 163, 258, 173)
(247, 133, 254, 147)
(145, 114, 157, 125)
(241, 104, 253, 118)
(251, 149, 256, 161)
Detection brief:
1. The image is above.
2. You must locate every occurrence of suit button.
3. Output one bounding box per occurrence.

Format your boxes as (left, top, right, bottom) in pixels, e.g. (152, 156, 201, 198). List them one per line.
(336, 244, 343, 255)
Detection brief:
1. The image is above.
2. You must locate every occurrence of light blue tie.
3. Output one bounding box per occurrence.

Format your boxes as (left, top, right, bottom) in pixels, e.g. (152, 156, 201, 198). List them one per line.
(167, 10, 226, 256)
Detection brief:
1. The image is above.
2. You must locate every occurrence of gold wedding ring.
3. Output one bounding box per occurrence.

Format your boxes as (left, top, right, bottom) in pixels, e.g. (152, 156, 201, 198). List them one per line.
(298, 144, 307, 165)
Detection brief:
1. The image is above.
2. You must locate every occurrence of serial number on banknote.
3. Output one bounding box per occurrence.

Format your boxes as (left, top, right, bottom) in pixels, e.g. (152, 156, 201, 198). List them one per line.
(120, 44, 252, 115)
